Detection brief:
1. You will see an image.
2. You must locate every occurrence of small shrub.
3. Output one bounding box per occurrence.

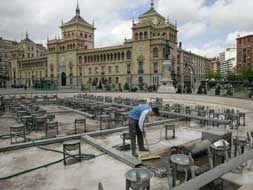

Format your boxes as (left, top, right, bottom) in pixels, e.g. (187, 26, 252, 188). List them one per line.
(186, 87, 192, 94)
(147, 86, 153, 92)
(124, 83, 130, 91)
(139, 84, 144, 91)
(153, 85, 158, 91)
(105, 85, 111, 91)
(131, 87, 138, 92)
(81, 84, 85, 91)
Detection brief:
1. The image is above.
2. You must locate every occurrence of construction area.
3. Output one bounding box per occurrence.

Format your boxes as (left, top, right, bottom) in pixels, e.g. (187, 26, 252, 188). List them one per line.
(0, 92, 253, 190)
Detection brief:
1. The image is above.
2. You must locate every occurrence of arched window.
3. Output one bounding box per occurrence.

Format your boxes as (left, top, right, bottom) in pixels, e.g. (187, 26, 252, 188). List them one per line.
(126, 50, 131, 60)
(114, 53, 117, 61)
(97, 55, 99, 62)
(138, 61, 144, 74)
(135, 33, 138, 40)
(108, 66, 112, 73)
(121, 52, 125, 60)
(88, 67, 92, 74)
(79, 56, 82, 64)
(153, 47, 159, 58)
(84, 56, 87, 63)
(94, 55, 96, 62)
(115, 65, 119, 73)
(110, 53, 113, 61)
(117, 52, 121, 61)
(144, 31, 148, 39)
(140, 32, 143, 39)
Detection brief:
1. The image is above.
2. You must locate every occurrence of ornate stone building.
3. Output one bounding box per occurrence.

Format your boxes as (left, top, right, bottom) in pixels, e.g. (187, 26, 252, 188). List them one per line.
(9, 33, 47, 87)
(46, 1, 178, 89)
(9, 1, 210, 89)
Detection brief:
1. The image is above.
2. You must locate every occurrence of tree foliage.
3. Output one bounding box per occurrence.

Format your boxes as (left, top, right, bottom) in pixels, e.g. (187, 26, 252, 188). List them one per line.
(240, 67, 253, 81)
(207, 69, 221, 80)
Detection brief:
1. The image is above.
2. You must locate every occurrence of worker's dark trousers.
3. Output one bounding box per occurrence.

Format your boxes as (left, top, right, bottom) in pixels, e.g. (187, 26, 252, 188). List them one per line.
(128, 118, 144, 153)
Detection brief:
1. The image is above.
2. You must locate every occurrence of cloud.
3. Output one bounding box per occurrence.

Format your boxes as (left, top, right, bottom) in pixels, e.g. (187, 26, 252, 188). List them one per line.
(186, 41, 224, 58)
(179, 22, 207, 40)
(225, 30, 253, 46)
(158, 0, 253, 33)
(95, 20, 132, 47)
(157, 0, 206, 23)
(208, 0, 253, 31)
(1, 0, 253, 58)
(0, 0, 147, 46)
(157, 0, 253, 57)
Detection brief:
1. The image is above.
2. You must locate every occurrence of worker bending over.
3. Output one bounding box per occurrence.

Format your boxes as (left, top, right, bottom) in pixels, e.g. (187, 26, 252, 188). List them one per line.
(128, 104, 159, 157)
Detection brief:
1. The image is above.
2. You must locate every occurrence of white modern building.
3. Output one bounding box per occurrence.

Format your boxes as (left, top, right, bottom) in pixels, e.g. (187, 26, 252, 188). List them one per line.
(219, 48, 236, 77)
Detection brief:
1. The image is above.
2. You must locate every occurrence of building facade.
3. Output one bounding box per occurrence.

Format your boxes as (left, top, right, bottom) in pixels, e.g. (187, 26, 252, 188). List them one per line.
(9, 1, 211, 90)
(9, 33, 47, 87)
(219, 48, 236, 77)
(209, 57, 220, 73)
(0, 37, 17, 87)
(46, 2, 178, 89)
(236, 35, 253, 71)
(177, 44, 210, 88)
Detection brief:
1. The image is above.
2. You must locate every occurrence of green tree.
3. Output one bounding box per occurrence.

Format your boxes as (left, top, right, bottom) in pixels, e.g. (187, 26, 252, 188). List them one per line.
(241, 67, 253, 81)
(227, 71, 239, 81)
(214, 69, 222, 80)
(206, 71, 215, 80)
(124, 83, 130, 91)
(207, 70, 222, 80)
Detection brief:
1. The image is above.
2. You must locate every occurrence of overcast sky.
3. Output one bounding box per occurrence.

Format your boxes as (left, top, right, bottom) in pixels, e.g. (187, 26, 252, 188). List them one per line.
(0, 0, 253, 57)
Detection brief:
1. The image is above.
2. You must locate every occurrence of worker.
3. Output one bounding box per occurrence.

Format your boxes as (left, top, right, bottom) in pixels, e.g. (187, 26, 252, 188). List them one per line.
(128, 104, 159, 157)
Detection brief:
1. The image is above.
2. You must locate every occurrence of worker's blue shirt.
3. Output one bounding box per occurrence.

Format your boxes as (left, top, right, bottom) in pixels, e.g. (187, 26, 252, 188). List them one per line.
(128, 104, 151, 121)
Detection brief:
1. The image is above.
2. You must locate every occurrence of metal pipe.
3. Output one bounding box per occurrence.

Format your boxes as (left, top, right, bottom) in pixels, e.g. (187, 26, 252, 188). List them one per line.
(81, 135, 142, 168)
(0, 127, 128, 152)
(63, 107, 95, 119)
(160, 110, 230, 125)
(144, 118, 182, 127)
